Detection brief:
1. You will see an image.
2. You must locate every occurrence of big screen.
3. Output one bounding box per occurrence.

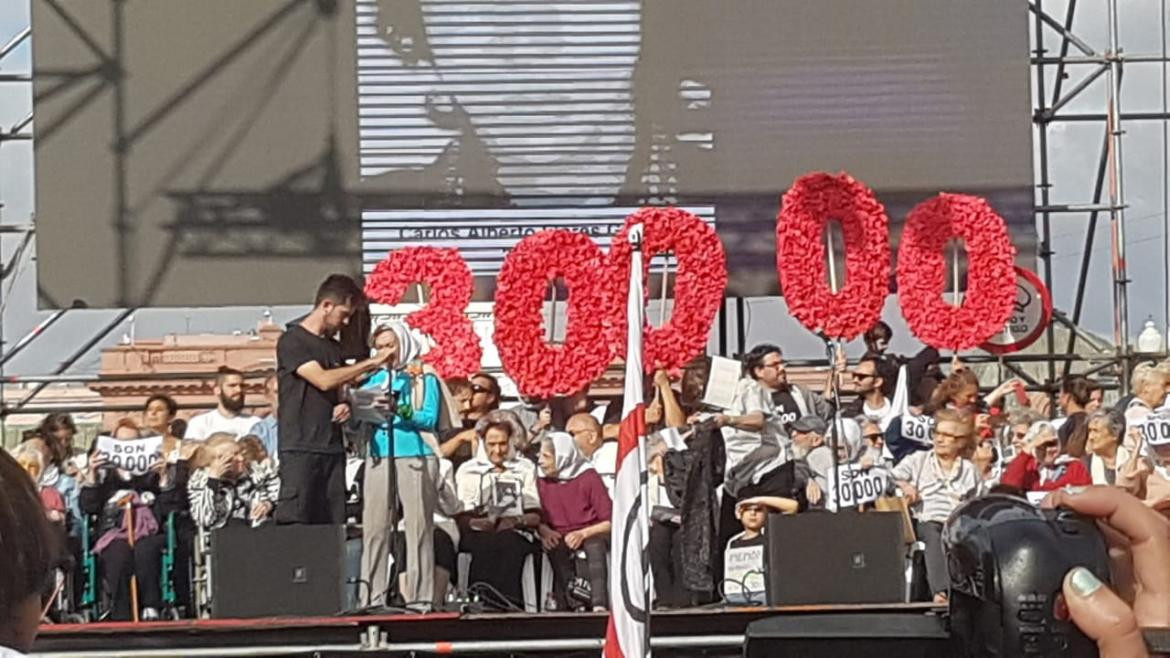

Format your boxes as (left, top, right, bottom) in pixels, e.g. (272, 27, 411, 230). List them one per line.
(33, 0, 1033, 308)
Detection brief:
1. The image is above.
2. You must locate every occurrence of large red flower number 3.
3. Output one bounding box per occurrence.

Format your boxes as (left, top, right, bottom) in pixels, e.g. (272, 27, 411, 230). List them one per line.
(609, 207, 727, 371)
(494, 230, 615, 397)
(363, 246, 483, 378)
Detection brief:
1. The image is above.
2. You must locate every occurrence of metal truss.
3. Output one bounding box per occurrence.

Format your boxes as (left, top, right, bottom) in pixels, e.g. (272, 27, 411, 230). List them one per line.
(1031, 0, 1170, 392)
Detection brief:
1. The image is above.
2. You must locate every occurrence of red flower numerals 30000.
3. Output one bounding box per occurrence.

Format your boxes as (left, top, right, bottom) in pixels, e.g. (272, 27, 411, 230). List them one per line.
(364, 172, 1020, 396)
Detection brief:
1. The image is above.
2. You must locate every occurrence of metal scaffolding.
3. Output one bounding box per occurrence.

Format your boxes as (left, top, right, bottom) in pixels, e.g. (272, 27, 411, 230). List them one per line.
(1, 0, 1169, 418)
(1031, 0, 1170, 392)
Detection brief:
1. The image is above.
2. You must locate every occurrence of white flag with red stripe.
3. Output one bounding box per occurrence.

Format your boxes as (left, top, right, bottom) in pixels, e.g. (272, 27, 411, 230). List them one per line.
(605, 223, 650, 658)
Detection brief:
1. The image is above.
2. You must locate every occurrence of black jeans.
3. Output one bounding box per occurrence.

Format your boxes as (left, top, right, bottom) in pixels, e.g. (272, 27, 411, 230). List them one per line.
(460, 529, 535, 609)
(547, 536, 608, 609)
(100, 534, 165, 620)
(275, 451, 346, 525)
(649, 521, 687, 607)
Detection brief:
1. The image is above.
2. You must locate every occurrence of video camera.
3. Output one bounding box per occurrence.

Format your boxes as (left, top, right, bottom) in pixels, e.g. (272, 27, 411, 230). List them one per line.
(746, 494, 1166, 657)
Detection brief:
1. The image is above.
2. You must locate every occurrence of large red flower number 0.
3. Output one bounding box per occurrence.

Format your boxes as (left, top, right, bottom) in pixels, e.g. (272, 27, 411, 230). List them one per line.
(608, 207, 727, 371)
(776, 172, 891, 340)
(363, 246, 483, 378)
(896, 194, 1016, 350)
(493, 230, 615, 397)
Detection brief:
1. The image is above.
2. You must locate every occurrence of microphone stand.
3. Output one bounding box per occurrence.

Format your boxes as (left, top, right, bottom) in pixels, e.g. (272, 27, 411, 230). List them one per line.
(384, 367, 403, 608)
(823, 335, 843, 511)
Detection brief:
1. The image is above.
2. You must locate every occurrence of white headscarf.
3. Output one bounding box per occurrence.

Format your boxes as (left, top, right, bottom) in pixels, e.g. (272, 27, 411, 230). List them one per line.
(835, 417, 864, 463)
(374, 321, 423, 369)
(543, 431, 594, 481)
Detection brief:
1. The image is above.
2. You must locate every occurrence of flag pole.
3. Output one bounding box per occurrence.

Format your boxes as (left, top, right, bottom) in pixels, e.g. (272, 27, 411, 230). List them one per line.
(633, 229, 652, 656)
(607, 222, 651, 658)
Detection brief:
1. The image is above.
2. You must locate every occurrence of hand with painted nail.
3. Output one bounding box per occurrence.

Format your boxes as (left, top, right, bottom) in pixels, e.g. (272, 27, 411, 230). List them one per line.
(1042, 486, 1170, 657)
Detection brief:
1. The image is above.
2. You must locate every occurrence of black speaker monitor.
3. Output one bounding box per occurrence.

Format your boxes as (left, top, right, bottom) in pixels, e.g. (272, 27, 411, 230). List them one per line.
(766, 511, 905, 606)
(210, 523, 347, 618)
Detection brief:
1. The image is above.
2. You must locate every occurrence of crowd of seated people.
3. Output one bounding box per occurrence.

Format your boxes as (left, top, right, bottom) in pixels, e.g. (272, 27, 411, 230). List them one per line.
(6, 319, 1170, 623)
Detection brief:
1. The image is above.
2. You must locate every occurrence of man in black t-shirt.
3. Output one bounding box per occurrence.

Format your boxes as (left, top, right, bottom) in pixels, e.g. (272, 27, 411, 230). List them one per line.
(275, 274, 394, 525)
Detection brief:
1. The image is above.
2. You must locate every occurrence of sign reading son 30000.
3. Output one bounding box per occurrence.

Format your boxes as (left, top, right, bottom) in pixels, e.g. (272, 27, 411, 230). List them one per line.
(827, 464, 889, 512)
(95, 435, 163, 476)
(1136, 414, 1170, 447)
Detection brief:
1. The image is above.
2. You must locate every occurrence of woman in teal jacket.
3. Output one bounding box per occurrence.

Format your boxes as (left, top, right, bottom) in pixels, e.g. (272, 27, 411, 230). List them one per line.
(359, 322, 441, 608)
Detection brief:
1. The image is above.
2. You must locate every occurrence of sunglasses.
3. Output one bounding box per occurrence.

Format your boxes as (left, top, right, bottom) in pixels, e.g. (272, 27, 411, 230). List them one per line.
(864, 433, 884, 441)
(470, 384, 492, 394)
(850, 371, 875, 380)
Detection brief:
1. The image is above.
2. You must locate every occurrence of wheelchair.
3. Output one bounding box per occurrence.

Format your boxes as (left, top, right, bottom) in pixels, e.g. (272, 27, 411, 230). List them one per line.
(74, 511, 190, 622)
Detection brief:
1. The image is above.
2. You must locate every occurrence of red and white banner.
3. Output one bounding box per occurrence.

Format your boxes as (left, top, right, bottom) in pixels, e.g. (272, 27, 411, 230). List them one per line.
(606, 224, 650, 657)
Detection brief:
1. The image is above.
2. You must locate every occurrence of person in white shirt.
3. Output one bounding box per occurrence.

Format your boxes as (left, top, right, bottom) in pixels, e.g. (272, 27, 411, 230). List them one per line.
(567, 412, 617, 496)
(843, 356, 896, 431)
(890, 408, 979, 604)
(1085, 410, 1129, 486)
(184, 367, 258, 440)
(454, 411, 541, 609)
(1124, 363, 1170, 451)
(711, 344, 834, 473)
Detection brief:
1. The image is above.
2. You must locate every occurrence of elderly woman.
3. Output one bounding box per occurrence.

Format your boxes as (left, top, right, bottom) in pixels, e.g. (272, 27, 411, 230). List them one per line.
(1001, 421, 1092, 493)
(454, 410, 541, 610)
(78, 419, 182, 621)
(187, 434, 276, 530)
(1123, 363, 1170, 437)
(358, 322, 441, 608)
(535, 432, 611, 611)
(890, 408, 979, 604)
(1085, 411, 1129, 486)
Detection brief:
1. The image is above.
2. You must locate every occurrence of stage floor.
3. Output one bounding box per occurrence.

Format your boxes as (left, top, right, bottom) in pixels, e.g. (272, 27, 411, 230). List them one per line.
(33, 603, 945, 657)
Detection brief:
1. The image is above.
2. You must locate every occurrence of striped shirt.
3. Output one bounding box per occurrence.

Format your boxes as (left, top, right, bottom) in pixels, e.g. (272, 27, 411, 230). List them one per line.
(891, 451, 978, 523)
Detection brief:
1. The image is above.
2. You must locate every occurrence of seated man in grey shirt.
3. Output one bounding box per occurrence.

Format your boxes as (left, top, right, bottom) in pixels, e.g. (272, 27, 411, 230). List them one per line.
(789, 416, 834, 508)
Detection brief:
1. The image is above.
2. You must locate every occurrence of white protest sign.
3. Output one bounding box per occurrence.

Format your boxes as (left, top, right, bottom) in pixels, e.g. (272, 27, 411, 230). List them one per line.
(901, 414, 935, 445)
(1025, 491, 1048, 506)
(1136, 414, 1170, 447)
(827, 464, 889, 512)
(723, 541, 766, 603)
(702, 356, 743, 411)
(95, 435, 163, 476)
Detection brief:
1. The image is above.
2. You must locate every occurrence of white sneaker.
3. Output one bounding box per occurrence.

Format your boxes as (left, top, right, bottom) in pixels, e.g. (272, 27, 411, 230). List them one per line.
(141, 607, 160, 621)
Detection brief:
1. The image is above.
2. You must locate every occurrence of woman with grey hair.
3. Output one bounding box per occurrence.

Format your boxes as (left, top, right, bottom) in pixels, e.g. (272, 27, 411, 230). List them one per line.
(357, 322, 441, 608)
(1085, 410, 1129, 486)
(1001, 420, 1092, 492)
(453, 409, 541, 609)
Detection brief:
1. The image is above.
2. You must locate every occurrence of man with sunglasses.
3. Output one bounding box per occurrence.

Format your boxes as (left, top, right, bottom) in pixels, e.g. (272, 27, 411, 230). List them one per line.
(841, 356, 896, 431)
(440, 372, 501, 467)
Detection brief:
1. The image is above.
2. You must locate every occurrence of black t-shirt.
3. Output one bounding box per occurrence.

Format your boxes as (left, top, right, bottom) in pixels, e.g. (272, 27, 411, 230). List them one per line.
(770, 389, 801, 431)
(277, 324, 343, 454)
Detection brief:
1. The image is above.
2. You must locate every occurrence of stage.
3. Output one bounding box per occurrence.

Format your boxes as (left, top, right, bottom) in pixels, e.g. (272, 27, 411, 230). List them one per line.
(32, 603, 945, 656)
